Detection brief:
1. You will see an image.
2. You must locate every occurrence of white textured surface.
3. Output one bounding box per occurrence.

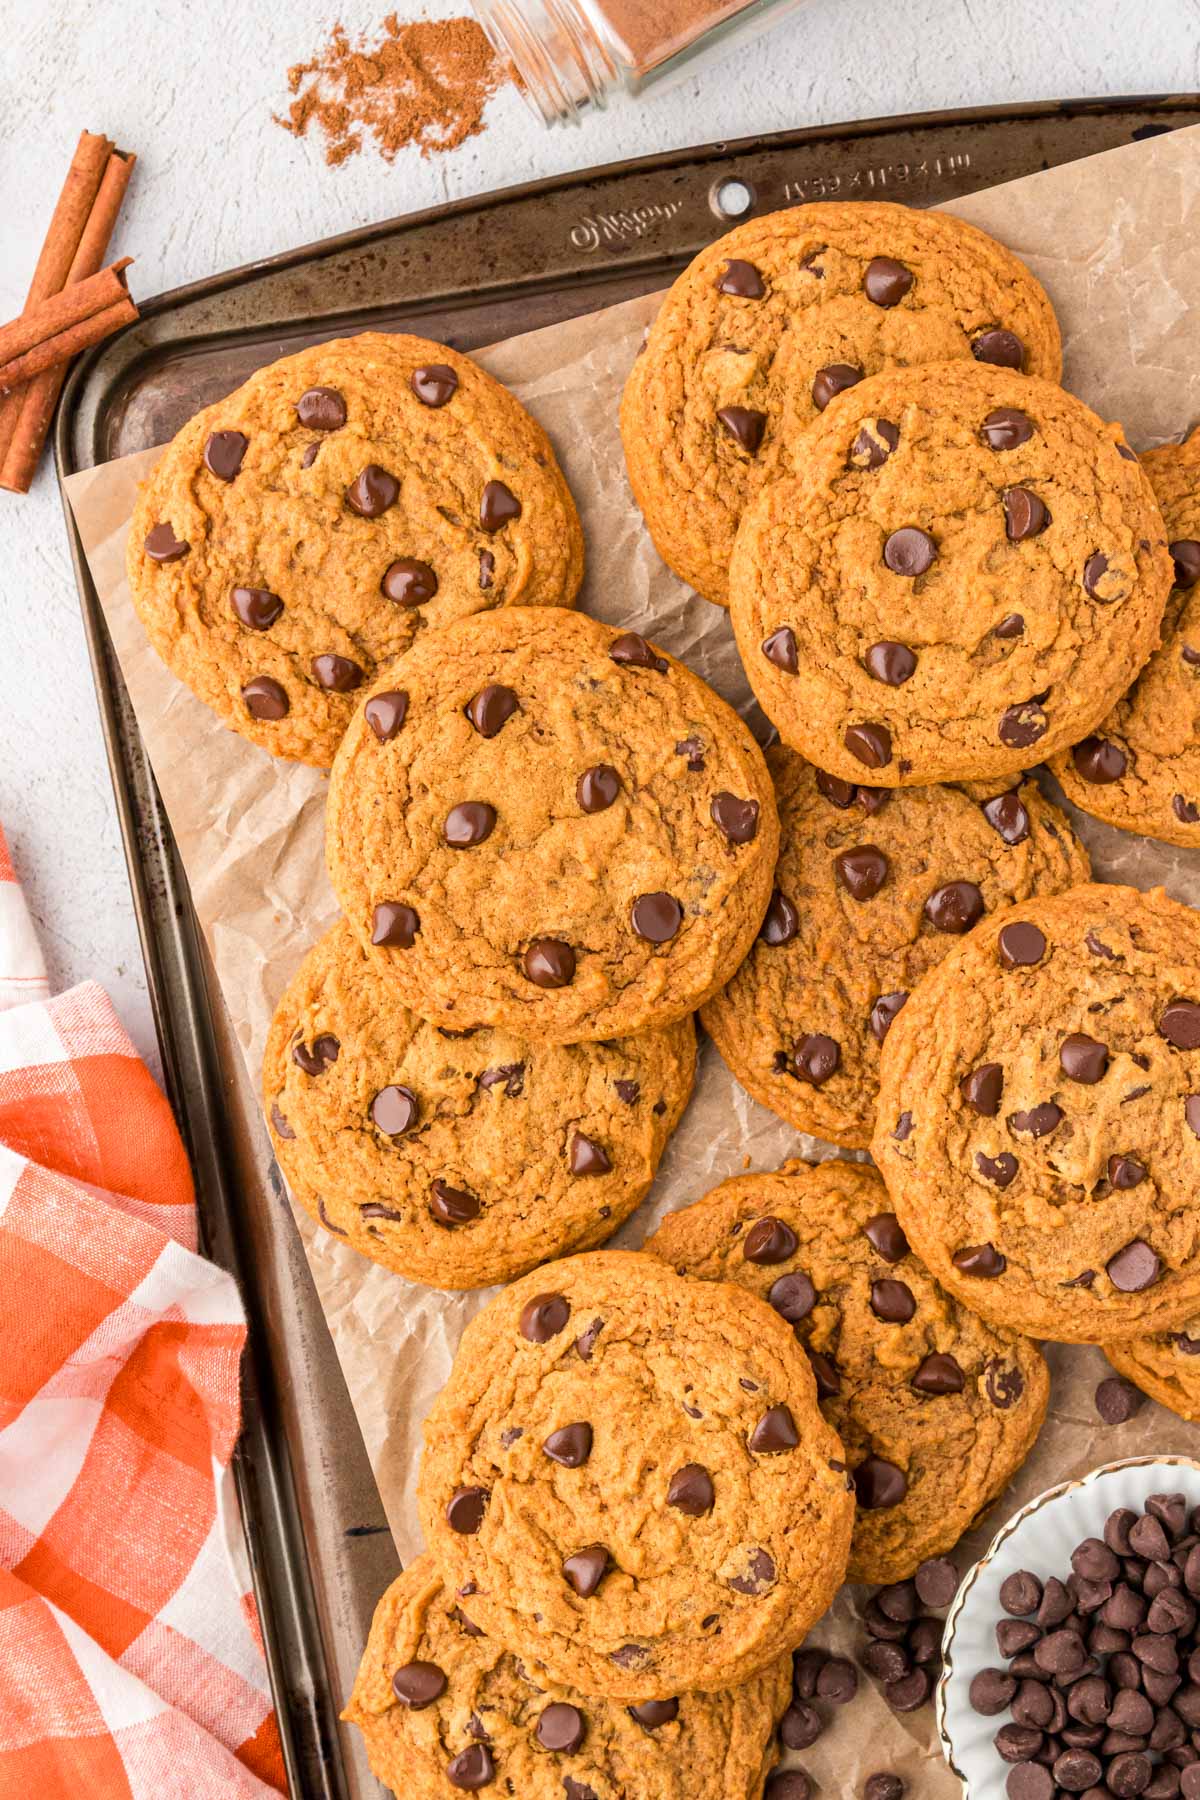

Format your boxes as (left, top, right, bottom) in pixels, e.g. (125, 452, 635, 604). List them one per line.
(1, 0, 1199, 1069)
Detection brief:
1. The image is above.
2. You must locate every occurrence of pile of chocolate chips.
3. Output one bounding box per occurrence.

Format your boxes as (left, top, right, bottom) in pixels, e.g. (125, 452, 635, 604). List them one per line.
(970, 1494, 1200, 1799)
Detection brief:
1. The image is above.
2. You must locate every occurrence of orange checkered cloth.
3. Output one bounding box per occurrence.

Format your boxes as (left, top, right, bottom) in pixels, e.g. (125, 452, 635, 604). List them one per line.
(0, 829, 285, 1797)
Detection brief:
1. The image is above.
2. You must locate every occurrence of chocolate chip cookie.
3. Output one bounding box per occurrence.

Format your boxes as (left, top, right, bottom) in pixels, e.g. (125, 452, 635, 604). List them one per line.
(128, 333, 583, 766)
(729, 362, 1173, 787)
(872, 883, 1200, 1343)
(264, 921, 695, 1289)
(416, 1249, 854, 1699)
(1052, 430, 1200, 845)
(1103, 1327, 1200, 1422)
(700, 750, 1088, 1148)
(621, 200, 1061, 606)
(644, 1159, 1049, 1584)
(344, 1553, 791, 1799)
(326, 607, 779, 1044)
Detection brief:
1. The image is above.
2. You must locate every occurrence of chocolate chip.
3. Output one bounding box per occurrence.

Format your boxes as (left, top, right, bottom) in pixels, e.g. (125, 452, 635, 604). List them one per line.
(574, 764, 622, 814)
(391, 1660, 446, 1708)
(479, 481, 521, 530)
(301, 442, 320, 468)
(292, 1033, 339, 1076)
(1057, 1032, 1110, 1084)
(1109, 1753, 1153, 1797)
(760, 889, 799, 945)
(749, 1404, 799, 1453)
(973, 328, 1026, 369)
(995, 613, 1026, 638)
(296, 386, 346, 430)
(444, 801, 496, 848)
(346, 464, 400, 517)
(977, 1150, 1019, 1188)
(987, 1361, 1026, 1409)
(716, 258, 765, 297)
(562, 1545, 609, 1596)
(845, 722, 892, 768)
(743, 1217, 798, 1264)
(568, 1132, 611, 1176)
(242, 676, 289, 720)
(204, 429, 248, 481)
(728, 1547, 777, 1594)
(864, 641, 917, 685)
(851, 420, 900, 468)
(892, 1111, 913, 1140)
(1188, 1095, 1200, 1137)
(877, 1581, 920, 1623)
(667, 1463, 714, 1516)
(610, 631, 667, 671)
(1108, 1154, 1147, 1189)
(430, 1180, 480, 1226)
(629, 1697, 680, 1730)
(869, 990, 908, 1044)
(381, 557, 438, 605)
(1174, 796, 1200, 824)
(1107, 1240, 1162, 1292)
(411, 364, 458, 407)
(812, 363, 863, 409)
(871, 1277, 916, 1324)
(1002, 1571, 1044, 1616)
(522, 939, 575, 987)
(446, 1744, 494, 1790)
(864, 1777, 904, 1800)
(954, 1241, 1007, 1276)
(792, 1033, 840, 1086)
(924, 880, 984, 934)
(884, 526, 936, 577)
(1005, 488, 1051, 540)
(543, 1422, 592, 1467)
(973, 1668, 1019, 1714)
(854, 1455, 907, 1508)
(312, 653, 363, 693)
(836, 845, 890, 900)
(1084, 551, 1125, 602)
(1160, 1000, 1200, 1049)
(780, 1699, 824, 1748)
(1036, 1628, 1088, 1678)
(520, 1293, 570, 1342)
(982, 408, 1035, 451)
(562, 1778, 599, 1800)
(996, 1724, 1045, 1763)
(446, 1487, 488, 1533)
(712, 792, 760, 843)
(762, 625, 798, 672)
(1073, 736, 1128, 784)
(885, 1667, 931, 1712)
(371, 1084, 418, 1135)
(270, 1103, 294, 1139)
(865, 1212, 909, 1262)
(961, 1062, 1004, 1116)
(1008, 1103, 1063, 1139)
(364, 690, 408, 742)
(717, 405, 767, 453)
(371, 902, 419, 947)
(814, 1658, 858, 1705)
(1055, 1749, 1104, 1792)
(631, 892, 682, 944)
(477, 549, 494, 590)
(999, 701, 1049, 748)
(912, 1352, 965, 1395)
(766, 1774, 812, 1800)
(864, 256, 914, 306)
(1171, 540, 1200, 589)
(767, 1270, 817, 1322)
(535, 1702, 585, 1753)
(914, 1557, 959, 1609)
(575, 1319, 604, 1361)
(999, 922, 1047, 968)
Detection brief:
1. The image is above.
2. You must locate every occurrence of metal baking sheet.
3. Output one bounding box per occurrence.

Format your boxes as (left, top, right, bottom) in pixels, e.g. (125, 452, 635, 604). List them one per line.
(52, 96, 1200, 1800)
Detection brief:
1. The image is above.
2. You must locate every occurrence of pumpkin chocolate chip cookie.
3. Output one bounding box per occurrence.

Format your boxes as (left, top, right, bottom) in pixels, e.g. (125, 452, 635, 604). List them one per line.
(1103, 1327, 1200, 1423)
(128, 332, 583, 766)
(700, 750, 1088, 1149)
(1052, 428, 1200, 846)
(416, 1250, 854, 1700)
(264, 921, 694, 1289)
(872, 884, 1200, 1343)
(343, 1553, 791, 1800)
(644, 1159, 1049, 1584)
(729, 362, 1173, 787)
(326, 607, 779, 1044)
(620, 199, 1061, 606)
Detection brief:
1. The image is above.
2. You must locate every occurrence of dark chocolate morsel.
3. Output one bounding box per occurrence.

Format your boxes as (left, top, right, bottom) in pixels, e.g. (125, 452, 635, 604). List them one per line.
(242, 676, 289, 720)
(716, 258, 765, 297)
(411, 364, 459, 407)
(381, 558, 438, 606)
(365, 690, 408, 741)
(972, 328, 1025, 369)
(371, 902, 420, 947)
(812, 363, 863, 409)
(295, 386, 346, 430)
(204, 429, 248, 481)
(479, 481, 521, 531)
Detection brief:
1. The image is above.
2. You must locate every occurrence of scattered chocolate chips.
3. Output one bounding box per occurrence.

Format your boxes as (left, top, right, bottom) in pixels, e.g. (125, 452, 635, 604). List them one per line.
(446, 1744, 494, 1790)
(242, 676, 289, 720)
(759, 889, 799, 945)
(365, 690, 408, 741)
(522, 938, 576, 987)
(204, 429, 248, 481)
(792, 1033, 841, 1086)
(712, 792, 760, 844)
(977, 1151, 1019, 1189)
(371, 1084, 418, 1136)
(836, 845, 890, 900)
(312, 653, 363, 693)
(520, 1293, 569, 1342)
(869, 990, 908, 1044)
(444, 801, 496, 848)
(578, 764, 621, 813)
(844, 722, 893, 769)
(1004, 488, 1051, 541)
(610, 631, 667, 672)
(865, 640, 917, 685)
(728, 1547, 777, 1595)
(851, 419, 900, 469)
(382, 557, 438, 605)
(1060, 1032, 1110, 1084)
(999, 922, 1047, 969)
(912, 1352, 965, 1395)
(982, 791, 1031, 846)
(762, 625, 798, 672)
(972, 328, 1025, 369)
(1008, 1103, 1063, 1140)
(231, 586, 286, 635)
(1106, 1239, 1162, 1292)
(884, 526, 937, 577)
(865, 1212, 909, 1262)
(536, 1702, 585, 1753)
(371, 902, 420, 948)
(1171, 540, 1200, 589)
(748, 1404, 799, 1453)
(292, 1032, 339, 1076)
(430, 1180, 480, 1226)
(411, 364, 458, 407)
(717, 405, 767, 454)
(1096, 1376, 1147, 1424)
(479, 480, 521, 531)
(870, 1278, 916, 1324)
(346, 463, 400, 516)
(953, 1242, 1007, 1277)
(445, 1486, 489, 1534)
(995, 613, 1026, 639)
(982, 407, 1035, 451)
(1073, 736, 1128, 784)
(391, 1660, 447, 1708)
(716, 258, 765, 297)
(667, 1463, 715, 1516)
(743, 1216, 799, 1264)
(1160, 999, 1200, 1049)
(812, 363, 863, 409)
(629, 1697, 679, 1730)
(961, 1062, 1004, 1116)
(999, 700, 1049, 748)
(924, 880, 985, 934)
(295, 386, 346, 430)
(864, 256, 914, 306)
(767, 1270, 817, 1323)
(543, 1422, 592, 1467)
(562, 1545, 609, 1597)
(854, 1456, 908, 1509)
(631, 892, 682, 943)
(568, 1132, 611, 1177)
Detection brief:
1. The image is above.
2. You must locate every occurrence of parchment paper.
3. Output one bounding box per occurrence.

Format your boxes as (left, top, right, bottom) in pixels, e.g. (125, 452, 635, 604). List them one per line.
(64, 123, 1200, 1794)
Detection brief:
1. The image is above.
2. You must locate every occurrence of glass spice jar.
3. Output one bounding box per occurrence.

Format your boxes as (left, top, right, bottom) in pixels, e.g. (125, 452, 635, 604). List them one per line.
(471, 0, 807, 124)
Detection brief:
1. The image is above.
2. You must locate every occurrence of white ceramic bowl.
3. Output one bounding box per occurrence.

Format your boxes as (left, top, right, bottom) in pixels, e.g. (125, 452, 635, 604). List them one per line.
(937, 1455, 1200, 1796)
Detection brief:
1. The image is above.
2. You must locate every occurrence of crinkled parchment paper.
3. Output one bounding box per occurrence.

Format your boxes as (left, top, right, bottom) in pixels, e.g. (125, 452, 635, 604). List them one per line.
(64, 123, 1200, 1795)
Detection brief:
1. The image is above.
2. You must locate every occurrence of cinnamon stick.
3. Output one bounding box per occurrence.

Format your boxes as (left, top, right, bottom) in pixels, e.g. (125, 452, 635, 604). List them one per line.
(0, 260, 132, 372)
(0, 295, 139, 393)
(0, 149, 135, 494)
(0, 131, 112, 472)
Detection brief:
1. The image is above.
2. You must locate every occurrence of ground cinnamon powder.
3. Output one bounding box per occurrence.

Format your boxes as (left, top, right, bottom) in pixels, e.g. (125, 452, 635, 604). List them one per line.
(278, 13, 510, 164)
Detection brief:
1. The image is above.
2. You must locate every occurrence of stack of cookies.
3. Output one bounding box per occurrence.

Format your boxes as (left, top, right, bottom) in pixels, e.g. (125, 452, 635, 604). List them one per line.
(124, 194, 1200, 1799)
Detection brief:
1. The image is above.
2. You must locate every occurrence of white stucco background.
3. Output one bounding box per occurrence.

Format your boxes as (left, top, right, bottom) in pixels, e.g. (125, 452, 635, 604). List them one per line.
(1, 0, 1198, 1069)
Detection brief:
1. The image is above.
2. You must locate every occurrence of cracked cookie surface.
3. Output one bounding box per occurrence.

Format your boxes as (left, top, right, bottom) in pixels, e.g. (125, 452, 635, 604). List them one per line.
(128, 332, 583, 766)
(1052, 429, 1200, 846)
(644, 1159, 1049, 1584)
(343, 1553, 791, 1800)
(326, 607, 779, 1043)
(729, 362, 1173, 786)
(872, 884, 1200, 1343)
(264, 921, 695, 1289)
(700, 750, 1089, 1148)
(621, 200, 1061, 605)
(1103, 1327, 1200, 1423)
(416, 1250, 854, 1699)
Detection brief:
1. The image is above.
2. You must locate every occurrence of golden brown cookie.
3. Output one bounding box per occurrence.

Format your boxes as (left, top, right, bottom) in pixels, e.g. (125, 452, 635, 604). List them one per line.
(326, 607, 779, 1044)
(872, 884, 1200, 1344)
(621, 200, 1062, 605)
(264, 921, 695, 1289)
(644, 1159, 1049, 1584)
(1051, 430, 1200, 845)
(416, 1250, 854, 1699)
(128, 333, 583, 766)
(343, 1554, 792, 1800)
(700, 751, 1089, 1148)
(728, 362, 1173, 787)
(1103, 1329, 1200, 1422)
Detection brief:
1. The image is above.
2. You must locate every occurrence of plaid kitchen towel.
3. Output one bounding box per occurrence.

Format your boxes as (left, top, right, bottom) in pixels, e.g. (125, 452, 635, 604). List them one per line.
(0, 829, 285, 1797)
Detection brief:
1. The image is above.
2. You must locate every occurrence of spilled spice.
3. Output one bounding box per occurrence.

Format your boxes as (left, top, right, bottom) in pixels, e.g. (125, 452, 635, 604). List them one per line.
(277, 12, 510, 165)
